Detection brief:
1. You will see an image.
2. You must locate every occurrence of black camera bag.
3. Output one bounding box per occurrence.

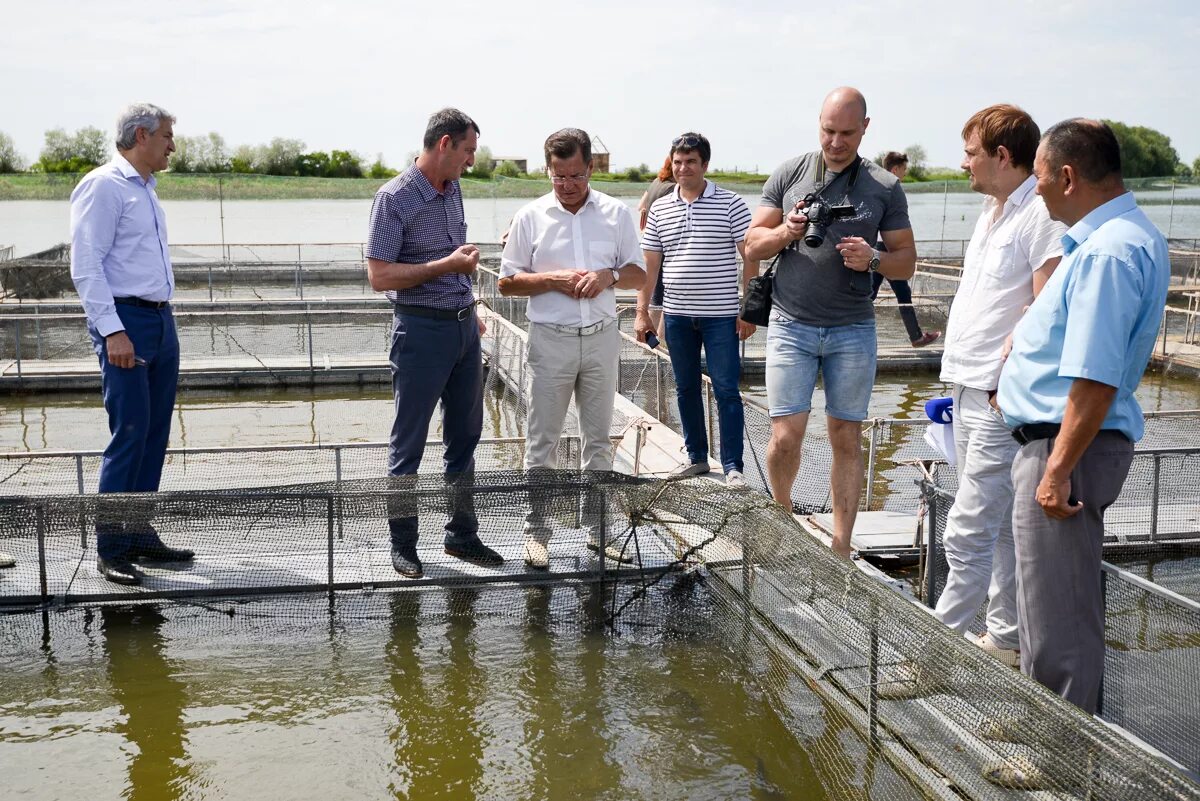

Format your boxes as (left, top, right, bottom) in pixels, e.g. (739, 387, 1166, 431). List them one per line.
(739, 254, 779, 326)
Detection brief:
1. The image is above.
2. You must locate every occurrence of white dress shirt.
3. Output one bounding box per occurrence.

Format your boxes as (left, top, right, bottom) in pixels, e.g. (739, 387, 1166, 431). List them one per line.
(70, 155, 174, 336)
(500, 188, 644, 326)
(940, 175, 1065, 391)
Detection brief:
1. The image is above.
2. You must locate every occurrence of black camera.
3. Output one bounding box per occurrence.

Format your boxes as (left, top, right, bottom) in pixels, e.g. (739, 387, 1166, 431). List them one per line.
(799, 193, 855, 248)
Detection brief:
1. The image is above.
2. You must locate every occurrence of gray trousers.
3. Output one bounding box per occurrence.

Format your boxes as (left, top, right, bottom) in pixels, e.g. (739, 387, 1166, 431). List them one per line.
(524, 321, 620, 540)
(1011, 430, 1133, 713)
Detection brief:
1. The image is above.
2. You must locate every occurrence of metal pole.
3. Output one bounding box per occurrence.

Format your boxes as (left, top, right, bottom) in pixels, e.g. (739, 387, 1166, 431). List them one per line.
(1167, 180, 1177, 241)
(1150, 453, 1161, 543)
(865, 420, 880, 510)
(327, 496, 335, 603)
(296, 245, 305, 301)
(14, 317, 22, 379)
(596, 488, 607, 582)
(36, 504, 49, 601)
(34, 309, 42, 360)
(655, 357, 665, 421)
(868, 598, 879, 747)
(939, 181, 948, 243)
(218, 176, 227, 258)
(924, 492, 938, 606)
(306, 305, 315, 378)
(76, 454, 86, 549)
(335, 447, 344, 540)
(705, 382, 714, 451)
(207, 263, 214, 303)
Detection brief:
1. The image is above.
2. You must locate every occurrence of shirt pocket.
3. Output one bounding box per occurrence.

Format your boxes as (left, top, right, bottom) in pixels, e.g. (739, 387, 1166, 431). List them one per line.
(589, 240, 616, 269)
(980, 231, 1019, 284)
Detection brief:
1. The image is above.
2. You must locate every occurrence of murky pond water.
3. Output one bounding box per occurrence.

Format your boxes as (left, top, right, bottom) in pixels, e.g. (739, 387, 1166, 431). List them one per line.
(0, 581, 919, 801)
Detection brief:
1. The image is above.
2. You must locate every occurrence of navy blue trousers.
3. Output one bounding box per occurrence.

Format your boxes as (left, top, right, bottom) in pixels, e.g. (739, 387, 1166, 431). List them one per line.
(88, 305, 179, 558)
(386, 310, 483, 547)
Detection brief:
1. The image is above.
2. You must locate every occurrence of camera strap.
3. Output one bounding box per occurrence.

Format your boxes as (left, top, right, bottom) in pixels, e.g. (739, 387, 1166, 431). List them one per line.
(813, 154, 862, 202)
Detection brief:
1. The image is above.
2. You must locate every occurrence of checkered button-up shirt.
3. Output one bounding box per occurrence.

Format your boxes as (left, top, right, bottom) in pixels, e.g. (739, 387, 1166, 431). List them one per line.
(366, 165, 474, 309)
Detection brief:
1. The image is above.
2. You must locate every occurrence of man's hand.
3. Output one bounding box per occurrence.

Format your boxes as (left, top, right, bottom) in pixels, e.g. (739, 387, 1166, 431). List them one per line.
(545, 269, 586, 296)
(784, 201, 810, 242)
(477, 316, 487, 336)
(1036, 470, 1083, 519)
(442, 245, 481, 275)
(635, 309, 655, 343)
(1000, 333, 1014, 364)
(736, 319, 756, 340)
(573, 269, 611, 299)
(106, 331, 136, 369)
(836, 237, 873, 271)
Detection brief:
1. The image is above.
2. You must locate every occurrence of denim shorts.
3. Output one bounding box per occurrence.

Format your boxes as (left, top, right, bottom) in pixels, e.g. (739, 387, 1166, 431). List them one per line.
(765, 311, 877, 421)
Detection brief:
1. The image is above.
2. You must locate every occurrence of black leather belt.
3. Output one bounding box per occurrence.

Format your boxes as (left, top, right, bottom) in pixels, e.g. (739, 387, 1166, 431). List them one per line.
(393, 301, 475, 321)
(1011, 422, 1061, 445)
(114, 296, 170, 309)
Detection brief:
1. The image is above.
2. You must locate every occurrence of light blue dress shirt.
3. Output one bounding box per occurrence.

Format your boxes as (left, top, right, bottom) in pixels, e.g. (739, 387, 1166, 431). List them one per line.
(998, 192, 1170, 442)
(70, 155, 174, 337)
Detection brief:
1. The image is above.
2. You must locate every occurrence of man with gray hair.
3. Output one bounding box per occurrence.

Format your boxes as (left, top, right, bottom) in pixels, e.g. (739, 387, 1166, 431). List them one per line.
(70, 102, 192, 586)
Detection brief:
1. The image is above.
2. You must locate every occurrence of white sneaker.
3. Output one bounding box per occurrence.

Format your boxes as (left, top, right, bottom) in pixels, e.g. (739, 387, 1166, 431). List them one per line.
(975, 632, 1021, 668)
(0, 551, 14, 569)
(724, 470, 747, 489)
(586, 538, 635, 564)
(670, 461, 710, 478)
(523, 537, 549, 570)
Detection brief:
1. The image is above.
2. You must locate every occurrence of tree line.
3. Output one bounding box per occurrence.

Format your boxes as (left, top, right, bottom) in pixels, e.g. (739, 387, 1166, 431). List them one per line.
(1, 122, 1198, 180)
(0, 128, 398, 179)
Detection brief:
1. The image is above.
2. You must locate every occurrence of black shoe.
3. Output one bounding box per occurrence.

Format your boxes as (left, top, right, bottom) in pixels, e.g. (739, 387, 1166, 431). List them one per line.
(97, 556, 142, 586)
(391, 547, 424, 578)
(445, 538, 504, 567)
(129, 542, 195, 563)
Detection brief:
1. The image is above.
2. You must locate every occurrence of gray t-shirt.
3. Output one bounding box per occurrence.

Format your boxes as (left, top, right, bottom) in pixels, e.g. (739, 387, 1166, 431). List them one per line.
(760, 152, 911, 326)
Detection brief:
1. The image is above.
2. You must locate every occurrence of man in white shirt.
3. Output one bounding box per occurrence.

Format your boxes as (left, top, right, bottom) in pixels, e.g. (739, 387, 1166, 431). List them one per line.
(934, 105, 1064, 665)
(499, 128, 645, 569)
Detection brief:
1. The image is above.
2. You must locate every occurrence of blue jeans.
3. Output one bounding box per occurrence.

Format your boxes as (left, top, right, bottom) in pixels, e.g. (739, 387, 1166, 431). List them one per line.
(386, 310, 483, 547)
(765, 312, 877, 421)
(87, 304, 180, 558)
(663, 314, 744, 473)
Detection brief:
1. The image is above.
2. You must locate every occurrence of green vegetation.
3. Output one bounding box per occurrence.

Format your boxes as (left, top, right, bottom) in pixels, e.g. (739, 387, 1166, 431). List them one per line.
(34, 126, 108, 173)
(1104, 121, 1186, 178)
(0, 132, 26, 173)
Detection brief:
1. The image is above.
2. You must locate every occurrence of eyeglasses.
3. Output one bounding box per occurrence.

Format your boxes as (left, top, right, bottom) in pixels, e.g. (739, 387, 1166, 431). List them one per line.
(548, 173, 588, 185)
(672, 134, 703, 149)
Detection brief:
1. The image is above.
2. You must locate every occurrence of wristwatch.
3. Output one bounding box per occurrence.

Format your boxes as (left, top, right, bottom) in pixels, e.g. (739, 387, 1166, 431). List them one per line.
(868, 248, 881, 273)
(610, 268, 621, 285)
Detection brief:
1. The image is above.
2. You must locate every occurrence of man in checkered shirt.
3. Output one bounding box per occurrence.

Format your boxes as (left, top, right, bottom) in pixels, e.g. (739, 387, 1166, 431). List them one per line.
(366, 108, 501, 578)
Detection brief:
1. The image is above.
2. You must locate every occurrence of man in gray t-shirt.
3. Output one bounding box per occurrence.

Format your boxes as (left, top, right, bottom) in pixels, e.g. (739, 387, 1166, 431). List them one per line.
(745, 86, 917, 559)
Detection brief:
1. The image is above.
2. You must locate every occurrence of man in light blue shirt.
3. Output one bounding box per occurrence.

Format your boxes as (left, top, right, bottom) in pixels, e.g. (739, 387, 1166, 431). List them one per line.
(998, 119, 1170, 714)
(70, 102, 193, 586)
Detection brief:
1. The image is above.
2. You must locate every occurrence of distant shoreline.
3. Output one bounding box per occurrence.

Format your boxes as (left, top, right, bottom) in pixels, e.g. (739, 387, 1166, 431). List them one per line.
(0, 172, 1193, 203)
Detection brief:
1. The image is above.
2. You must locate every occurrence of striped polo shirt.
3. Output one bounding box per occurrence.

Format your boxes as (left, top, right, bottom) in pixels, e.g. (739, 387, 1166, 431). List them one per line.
(642, 180, 751, 317)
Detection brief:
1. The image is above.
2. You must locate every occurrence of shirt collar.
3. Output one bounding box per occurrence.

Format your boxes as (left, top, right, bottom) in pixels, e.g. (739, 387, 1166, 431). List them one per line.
(1007, 174, 1037, 209)
(671, 179, 715, 201)
(549, 187, 597, 215)
(1062, 191, 1136, 254)
(406, 164, 457, 202)
(114, 153, 154, 188)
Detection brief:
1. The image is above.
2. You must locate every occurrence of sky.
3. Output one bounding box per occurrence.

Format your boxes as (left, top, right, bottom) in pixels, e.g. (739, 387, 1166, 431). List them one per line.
(2, 0, 1198, 174)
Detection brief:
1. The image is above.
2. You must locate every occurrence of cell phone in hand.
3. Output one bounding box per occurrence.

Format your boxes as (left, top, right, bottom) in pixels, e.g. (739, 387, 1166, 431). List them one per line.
(645, 333, 659, 349)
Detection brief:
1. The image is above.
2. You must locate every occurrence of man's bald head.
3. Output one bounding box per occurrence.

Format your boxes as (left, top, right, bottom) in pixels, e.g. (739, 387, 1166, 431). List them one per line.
(817, 87, 870, 170)
(821, 87, 868, 122)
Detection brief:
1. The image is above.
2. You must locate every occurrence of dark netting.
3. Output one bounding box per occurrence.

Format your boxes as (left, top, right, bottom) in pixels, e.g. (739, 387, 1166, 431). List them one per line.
(1103, 561, 1200, 774)
(3, 473, 1198, 798)
(919, 480, 1200, 777)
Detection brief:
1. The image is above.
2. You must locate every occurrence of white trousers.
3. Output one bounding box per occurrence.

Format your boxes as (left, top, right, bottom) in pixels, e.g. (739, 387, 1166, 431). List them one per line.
(523, 322, 620, 541)
(932, 384, 1021, 649)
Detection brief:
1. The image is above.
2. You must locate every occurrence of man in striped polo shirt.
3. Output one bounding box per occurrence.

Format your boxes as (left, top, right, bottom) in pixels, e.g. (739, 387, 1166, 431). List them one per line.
(635, 133, 758, 487)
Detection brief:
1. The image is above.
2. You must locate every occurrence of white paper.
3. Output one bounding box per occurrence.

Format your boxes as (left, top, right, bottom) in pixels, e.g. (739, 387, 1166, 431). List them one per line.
(923, 423, 956, 467)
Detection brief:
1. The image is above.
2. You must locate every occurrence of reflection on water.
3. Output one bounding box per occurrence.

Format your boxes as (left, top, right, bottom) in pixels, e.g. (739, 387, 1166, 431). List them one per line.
(0, 583, 901, 800)
(2, 371, 1195, 454)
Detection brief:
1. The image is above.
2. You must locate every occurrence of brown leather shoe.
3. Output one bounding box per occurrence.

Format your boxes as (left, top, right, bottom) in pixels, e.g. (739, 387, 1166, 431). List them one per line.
(911, 331, 942, 348)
